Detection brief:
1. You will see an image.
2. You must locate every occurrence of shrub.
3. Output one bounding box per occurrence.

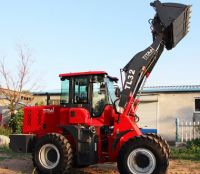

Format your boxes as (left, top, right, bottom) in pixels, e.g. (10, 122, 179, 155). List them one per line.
(187, 138, 200, 147)
(171, 139, 200, 160)
(187, 138, 200, 153)
(9, 109, 24, 134)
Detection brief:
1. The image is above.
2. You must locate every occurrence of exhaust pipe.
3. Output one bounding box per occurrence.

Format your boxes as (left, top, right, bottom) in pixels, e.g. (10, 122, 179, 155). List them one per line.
(150, 0, 191, 50)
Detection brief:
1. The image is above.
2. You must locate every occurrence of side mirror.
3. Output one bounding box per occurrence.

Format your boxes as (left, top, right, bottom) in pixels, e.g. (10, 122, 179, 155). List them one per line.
(115, 87, 121, 98)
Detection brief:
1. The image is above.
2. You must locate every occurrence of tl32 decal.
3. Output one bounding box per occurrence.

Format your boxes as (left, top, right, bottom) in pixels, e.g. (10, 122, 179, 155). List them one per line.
(124, 69, 135, 90)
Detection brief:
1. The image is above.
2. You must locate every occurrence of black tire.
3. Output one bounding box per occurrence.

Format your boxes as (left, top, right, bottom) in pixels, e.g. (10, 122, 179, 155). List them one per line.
(32, 133, 73, 174)
(117, 135, 169, 174)
(146, 133, 170, 157)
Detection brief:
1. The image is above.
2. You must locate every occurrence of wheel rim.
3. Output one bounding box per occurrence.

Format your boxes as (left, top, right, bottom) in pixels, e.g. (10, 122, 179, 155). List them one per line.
(39, 144, 60, 169)
(127, 148, 156, 174)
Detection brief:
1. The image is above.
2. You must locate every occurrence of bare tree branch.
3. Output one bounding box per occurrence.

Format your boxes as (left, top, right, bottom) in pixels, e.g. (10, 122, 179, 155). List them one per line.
(0, 44, 39, 117)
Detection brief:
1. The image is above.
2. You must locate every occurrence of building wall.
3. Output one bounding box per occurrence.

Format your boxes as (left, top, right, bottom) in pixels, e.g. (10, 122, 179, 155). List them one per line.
(158, 92, 200, 142)
(0, 99, 10, 107)
(0, 99, 10, 125)
(0, 92, 33, 125)
(136, 94, 158, 130)
(137, 92, 200, 142)
(32, 95, 60, 106)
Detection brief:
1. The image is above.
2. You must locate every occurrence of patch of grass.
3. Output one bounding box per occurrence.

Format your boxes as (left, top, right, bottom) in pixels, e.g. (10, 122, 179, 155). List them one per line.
(0, 146, 11, 153)
(0, 146, 30, 160)
(171, 147, 200, 160)
(171, 139, 200, 161)
(0, 126, 12, 136)
(0, 156, 8, 161)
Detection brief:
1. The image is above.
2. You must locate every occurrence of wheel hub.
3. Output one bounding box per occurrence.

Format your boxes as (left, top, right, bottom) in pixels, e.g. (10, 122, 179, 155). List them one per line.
(135, 153, 150, 168)
(47, 148, 58, 163)
(127, 148, 156, 174)
(39, 144, 60, 169)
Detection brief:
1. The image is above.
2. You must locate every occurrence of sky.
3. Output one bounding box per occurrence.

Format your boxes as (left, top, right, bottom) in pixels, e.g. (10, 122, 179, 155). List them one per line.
(0, 0, 199, 91)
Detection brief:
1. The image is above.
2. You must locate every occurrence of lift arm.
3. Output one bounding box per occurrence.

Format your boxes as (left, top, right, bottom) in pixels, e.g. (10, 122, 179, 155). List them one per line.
(119, 35, 164, 108)
(118, 0, 191, 111)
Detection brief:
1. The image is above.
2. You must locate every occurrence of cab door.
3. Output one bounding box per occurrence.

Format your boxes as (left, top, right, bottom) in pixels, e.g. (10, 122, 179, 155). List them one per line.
(72, 76, 92, 112)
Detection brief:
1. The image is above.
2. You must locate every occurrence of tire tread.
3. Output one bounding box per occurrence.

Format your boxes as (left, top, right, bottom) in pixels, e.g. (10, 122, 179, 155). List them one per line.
(117, 135, 169, 174)
(32, 133, 73, 174)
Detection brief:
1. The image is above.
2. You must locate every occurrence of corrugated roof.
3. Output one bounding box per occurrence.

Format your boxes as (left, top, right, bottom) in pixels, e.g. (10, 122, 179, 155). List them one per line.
(142, 85, 200, 93)
(33, 89, 60, 95)
(33, 85, 200, 95)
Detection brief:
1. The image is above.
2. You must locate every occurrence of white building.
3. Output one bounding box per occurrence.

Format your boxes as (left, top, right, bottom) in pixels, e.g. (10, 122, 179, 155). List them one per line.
(137, 85, 200, 143)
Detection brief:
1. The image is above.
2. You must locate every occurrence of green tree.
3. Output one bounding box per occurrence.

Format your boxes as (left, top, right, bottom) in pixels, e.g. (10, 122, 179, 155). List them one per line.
(9, 109, 24, 134)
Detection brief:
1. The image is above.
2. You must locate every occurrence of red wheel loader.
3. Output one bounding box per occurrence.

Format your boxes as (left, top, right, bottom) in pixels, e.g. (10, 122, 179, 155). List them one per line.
(9, 1, 191, 174)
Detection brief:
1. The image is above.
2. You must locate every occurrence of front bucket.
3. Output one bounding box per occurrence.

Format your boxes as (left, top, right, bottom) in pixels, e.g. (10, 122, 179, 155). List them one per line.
(151, 1, 191, 50)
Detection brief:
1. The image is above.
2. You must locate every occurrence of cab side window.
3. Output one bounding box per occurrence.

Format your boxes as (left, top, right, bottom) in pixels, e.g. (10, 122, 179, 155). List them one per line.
(74, 78, 88, 104)
(92, 82, 108, 117)
(60, 78, 70, 104)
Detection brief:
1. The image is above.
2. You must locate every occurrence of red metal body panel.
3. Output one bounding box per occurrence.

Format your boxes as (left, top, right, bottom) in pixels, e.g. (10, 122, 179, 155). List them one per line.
(23, 106, 114, 132)
(22, 95, 142, 163)
(59, 71, 107, 77)
(23, 106, 62, 137)
(68, 108, 90, 124)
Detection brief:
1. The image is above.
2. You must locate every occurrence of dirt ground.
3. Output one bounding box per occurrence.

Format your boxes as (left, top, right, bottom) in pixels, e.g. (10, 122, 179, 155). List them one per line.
(0, 152, 200, 174)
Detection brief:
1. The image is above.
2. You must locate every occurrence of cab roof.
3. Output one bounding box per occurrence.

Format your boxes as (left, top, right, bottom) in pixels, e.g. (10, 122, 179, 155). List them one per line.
(59, 71, 118, 82)
(59, 71, 107, 77)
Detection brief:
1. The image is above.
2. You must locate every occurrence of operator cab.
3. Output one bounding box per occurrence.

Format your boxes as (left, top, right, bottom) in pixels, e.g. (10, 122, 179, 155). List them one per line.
(59, 71, 118, 117)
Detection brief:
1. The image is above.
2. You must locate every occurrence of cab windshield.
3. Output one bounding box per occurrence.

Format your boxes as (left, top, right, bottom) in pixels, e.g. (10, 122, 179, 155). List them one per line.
(91, 76, 117, 117)
(105, 77, 117, 104)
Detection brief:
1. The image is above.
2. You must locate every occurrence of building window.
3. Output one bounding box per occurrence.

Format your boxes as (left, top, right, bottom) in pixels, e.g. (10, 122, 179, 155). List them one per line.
(195, 98, 200, 112)
(21, 96, 32, 101)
